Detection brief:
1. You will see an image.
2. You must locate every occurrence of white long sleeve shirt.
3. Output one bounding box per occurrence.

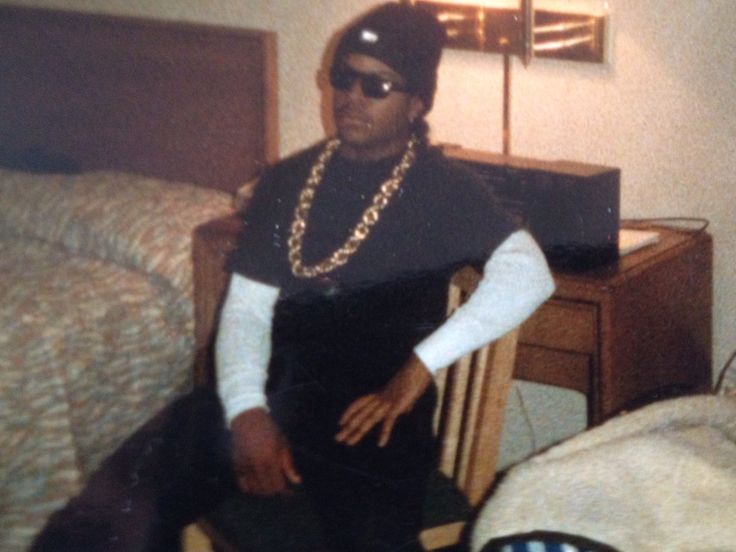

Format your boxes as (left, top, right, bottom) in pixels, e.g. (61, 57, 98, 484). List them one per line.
(216, 229, 554, 425)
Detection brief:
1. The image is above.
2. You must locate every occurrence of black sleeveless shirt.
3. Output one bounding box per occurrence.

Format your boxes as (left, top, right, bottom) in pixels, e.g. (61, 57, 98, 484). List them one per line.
(227, 143, 516, 401)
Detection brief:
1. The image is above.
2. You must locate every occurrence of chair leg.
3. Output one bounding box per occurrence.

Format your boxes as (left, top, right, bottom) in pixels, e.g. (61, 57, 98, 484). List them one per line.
(420, 521, 466, 550)
(192, 520, 239, 552)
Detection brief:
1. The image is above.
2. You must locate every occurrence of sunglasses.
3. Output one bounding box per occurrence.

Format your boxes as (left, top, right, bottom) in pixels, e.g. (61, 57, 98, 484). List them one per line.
(329, 65, 409, 100)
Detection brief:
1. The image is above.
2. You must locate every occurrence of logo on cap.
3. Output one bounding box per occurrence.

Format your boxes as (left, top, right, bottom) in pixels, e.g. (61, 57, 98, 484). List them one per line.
(360, 28, 379, 43)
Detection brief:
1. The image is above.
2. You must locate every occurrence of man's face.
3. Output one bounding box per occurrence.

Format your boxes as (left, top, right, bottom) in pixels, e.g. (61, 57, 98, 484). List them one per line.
(331, 53, 424, 161)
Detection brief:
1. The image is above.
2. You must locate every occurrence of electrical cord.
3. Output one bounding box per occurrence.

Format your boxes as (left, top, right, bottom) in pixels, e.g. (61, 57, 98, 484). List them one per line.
(514, 384, 538, 453)
(715, 348, 736, 394)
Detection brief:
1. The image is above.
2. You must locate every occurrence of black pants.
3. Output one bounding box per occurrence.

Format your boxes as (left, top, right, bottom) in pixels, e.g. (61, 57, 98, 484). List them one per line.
(31, 385, 436, 552)
(264, 371, 437, 552)
(30, 388, 231, 552)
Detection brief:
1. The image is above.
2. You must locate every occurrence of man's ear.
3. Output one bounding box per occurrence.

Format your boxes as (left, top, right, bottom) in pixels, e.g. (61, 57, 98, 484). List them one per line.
(408, 96, 425, 124)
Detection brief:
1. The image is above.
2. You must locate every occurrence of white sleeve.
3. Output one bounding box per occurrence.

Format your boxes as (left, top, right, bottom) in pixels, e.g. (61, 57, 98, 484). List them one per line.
(414, 229, 555, 373)
(215, 273, 280, 426)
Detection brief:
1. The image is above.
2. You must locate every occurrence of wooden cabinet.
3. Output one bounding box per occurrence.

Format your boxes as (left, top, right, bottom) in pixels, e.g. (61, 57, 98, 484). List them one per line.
(193, 217, 713, 425)
(516, 225, 713, 424)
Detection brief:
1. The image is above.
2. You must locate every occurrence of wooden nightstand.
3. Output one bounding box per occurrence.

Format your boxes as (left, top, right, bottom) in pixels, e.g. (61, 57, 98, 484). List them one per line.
(515, 225, 713, 424)
(193, 216, 713, 425)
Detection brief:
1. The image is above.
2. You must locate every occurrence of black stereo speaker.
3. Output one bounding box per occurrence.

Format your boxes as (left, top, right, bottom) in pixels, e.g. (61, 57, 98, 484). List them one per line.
(448, 148, 621, 271)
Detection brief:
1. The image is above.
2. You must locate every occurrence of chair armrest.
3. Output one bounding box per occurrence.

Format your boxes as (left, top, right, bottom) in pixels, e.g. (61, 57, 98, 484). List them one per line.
(192, 214, 243, 386)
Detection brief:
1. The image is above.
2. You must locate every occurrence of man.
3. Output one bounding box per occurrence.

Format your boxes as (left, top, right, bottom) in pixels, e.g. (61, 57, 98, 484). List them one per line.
(215, 3, 554, 551)
(32, 4, 553, 552)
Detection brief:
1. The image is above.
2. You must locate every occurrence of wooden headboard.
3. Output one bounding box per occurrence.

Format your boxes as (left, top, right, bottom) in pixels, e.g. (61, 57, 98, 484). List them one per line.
(0, 5, 278, 193)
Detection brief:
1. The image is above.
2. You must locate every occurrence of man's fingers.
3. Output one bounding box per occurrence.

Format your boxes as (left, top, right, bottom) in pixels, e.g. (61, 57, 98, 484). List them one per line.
(336, 360, 432, 447)
(339, 394, 378, 424)
(236, 455, 286, 496)
(234, 457, 255, 494)
(239, 469, 263, 495)
(264, 460, 285, 494)
(378, 413, 398, 448)
(245, 461, 269, 495)
(237, 475, 249, 494)
(339, 396, 382, 433)
(340, 401, 390, 445)
(345, 405, 385, 445)
(335, 395, 379, 442)
(282, 448, 302, 485)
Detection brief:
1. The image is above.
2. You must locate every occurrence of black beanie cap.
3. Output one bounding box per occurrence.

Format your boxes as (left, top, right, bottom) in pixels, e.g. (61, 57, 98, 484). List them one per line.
(332, 2, 446, 112)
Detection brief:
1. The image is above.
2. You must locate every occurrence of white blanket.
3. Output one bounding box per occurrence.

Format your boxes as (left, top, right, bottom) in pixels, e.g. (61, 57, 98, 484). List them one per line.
(471, 395, 736, 552)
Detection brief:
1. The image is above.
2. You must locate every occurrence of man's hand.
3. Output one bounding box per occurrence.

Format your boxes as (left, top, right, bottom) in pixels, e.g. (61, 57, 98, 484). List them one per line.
(335, 354, 433, 448)
(230, 408, 301, 496)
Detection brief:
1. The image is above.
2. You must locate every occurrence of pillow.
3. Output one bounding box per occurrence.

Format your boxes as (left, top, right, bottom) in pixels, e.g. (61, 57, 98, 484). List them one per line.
(0, 169, 233, 298)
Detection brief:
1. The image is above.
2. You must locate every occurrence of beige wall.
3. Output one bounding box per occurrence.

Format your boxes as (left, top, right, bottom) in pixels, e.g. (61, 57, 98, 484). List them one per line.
(11, 0, 736, 379)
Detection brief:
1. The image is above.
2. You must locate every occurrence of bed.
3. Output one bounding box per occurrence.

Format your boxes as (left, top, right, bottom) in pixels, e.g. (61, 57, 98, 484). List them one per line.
(471, 385, 736, 552)
(0, 6, 277, 550)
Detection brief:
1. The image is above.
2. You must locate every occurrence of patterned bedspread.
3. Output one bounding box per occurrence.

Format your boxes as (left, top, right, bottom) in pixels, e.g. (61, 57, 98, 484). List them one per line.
(0, 169, 232, 550)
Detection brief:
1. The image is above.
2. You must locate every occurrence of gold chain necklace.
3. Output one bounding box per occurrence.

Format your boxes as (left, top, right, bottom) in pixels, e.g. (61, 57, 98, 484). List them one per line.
(287, 135, 418, 278)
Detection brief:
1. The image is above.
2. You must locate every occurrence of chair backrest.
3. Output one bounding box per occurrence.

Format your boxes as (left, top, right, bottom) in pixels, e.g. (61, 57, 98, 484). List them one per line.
(433, 266, 520, 507)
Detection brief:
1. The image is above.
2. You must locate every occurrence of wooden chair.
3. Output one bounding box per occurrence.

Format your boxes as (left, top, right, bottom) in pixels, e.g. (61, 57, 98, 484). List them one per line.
(190, 216, 519, 551)
(419, 266, 519, 550)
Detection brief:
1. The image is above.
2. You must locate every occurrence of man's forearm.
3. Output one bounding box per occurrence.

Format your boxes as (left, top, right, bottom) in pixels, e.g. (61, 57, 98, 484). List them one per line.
(215, 273, 280, 425)
(414, 229, 555, 372)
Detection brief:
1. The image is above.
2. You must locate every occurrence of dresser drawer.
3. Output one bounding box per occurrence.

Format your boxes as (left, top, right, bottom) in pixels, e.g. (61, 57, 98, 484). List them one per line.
(515, 344, 591, 395)
(520, 299, 597, 354)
